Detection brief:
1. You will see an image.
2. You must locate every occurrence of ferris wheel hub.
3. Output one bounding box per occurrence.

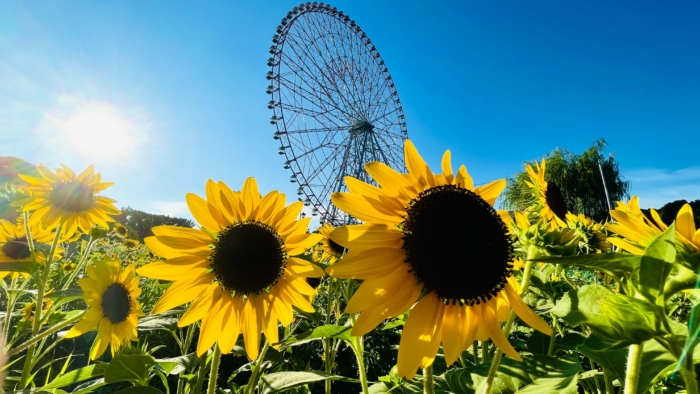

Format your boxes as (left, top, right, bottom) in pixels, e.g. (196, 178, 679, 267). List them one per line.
(349, 120, 375, 135)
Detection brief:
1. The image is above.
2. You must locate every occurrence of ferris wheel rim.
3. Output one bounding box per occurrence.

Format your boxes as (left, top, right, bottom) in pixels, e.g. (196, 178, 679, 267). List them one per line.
(267, 2, 407, 225)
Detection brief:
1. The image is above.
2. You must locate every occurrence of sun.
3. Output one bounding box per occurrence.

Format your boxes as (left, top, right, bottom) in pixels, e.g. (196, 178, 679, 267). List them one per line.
(60, 103, 138, 159)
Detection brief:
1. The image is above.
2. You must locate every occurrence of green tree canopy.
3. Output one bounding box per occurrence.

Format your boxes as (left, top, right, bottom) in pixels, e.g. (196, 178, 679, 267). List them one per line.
(642, 199, 700, 229)
(502, 139, 630, 222)
(114, 206, 194, 241)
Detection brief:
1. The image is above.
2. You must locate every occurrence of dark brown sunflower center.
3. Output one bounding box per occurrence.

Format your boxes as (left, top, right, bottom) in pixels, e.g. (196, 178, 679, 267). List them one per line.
(210, 221, 287, 295)
(101, 283, 132, 324)
(545, 183, 568, 221)
(402, 185, 514, 304)
(116, 225, 127, 236)
(328, 238, 347, 256)
(50, 181, 94, 212)
(3, 236, 31, 260)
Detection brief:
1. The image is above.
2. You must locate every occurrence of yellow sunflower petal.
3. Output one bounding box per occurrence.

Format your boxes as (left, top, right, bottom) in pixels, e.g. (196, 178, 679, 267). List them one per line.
(331, 192, 403, 225)
(178, 285, 217, 327)
(481, 301, 521, 361)
(152, 226, 214, 245)
(186, 193, 222, 232)
(328, 224, 404, 251)
(505, 283, 552, 335)
(285, 258, 325, 278)
(197, 291, 227, 356)
(345, 266, 414, 314)
(676, 204, 696, 243)
(151, 276, 213, 314)
(441, 150, 453, 184)
(351, 281, 422, 336)
(397, 293, 444, 379)
(474, 179, 506, 206)
(325, 248, 405, 280)
(218, 295, 243, 354)
(242, 297, 263, 360)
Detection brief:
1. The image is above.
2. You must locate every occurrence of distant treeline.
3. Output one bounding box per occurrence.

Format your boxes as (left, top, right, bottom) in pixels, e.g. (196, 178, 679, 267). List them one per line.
(114, 206, 194, 241)
(642, 200, 700, 229)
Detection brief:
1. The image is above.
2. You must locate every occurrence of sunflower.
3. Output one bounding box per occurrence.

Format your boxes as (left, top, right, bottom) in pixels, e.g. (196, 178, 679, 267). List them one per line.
(21, 297, 54, 323)
(0, 219, 61, 278)
(326, 140, 552, 379)
(607, 197, 699, 254)
(65, 257, 142, 359)
(114, 223, 128, 238)
(15, 164, 120, 238)
(525, 159, 568, 229)
(565, 212, 610, 253)
(137, 178, 324, 359)
(123, 238, 139, 248)
(317, 223, 346, 264)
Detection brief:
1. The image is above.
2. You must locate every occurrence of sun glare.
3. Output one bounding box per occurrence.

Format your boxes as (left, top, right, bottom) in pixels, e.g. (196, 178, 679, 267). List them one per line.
(57, 102, 142, 160)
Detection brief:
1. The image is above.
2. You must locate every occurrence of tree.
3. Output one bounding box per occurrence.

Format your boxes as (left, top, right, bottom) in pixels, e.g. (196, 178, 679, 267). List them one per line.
(502, 139, 630, 222)
(114, 206, 195, 241)
(642, 200, 700, 229)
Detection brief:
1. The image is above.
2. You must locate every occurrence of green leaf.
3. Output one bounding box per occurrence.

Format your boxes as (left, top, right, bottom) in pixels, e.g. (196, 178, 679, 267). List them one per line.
(663, 262, 700, 298)
(259, 371, 359, 394)
(440, 355, 581, 394)
(0, 261, 41, 274)
(39, 364, 107, 390)
(104, 354, 157, 385)
(115, 387, 164, 394)
(46, 288, 84, 308)
(637, 223, 676, 305)
(157, 352, 198, 375)
(577, 333, 678, 393)
(552, 284, 662, 344)
(526, 330, 550, 355)
(137, 316, 178, 331)
(276, 325, 353, 350)
(536, 253, 640, 278)
(577, 334, 628, 383)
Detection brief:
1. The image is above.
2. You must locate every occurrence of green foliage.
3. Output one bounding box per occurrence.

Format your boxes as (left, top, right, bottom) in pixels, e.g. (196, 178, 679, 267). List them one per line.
(502, 139, 630, 221)
(114, 206, 195, 241)
(642, 200, 700, 229)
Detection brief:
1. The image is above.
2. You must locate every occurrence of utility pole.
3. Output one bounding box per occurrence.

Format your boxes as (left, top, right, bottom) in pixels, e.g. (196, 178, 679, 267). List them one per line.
(598, 160, 613, 212)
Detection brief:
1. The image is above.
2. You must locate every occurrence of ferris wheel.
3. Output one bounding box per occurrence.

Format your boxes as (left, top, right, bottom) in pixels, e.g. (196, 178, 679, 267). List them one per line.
(266, 2, 407, 226)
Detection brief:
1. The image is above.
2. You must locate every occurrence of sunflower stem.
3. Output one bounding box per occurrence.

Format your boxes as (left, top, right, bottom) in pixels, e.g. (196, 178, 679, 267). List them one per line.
(350, 335, 370, 394)
(603, 368, 615, 394)
(472, 342, 480, 364)
(194, 352, 208, 394)
(481, 254, 537, 394)
(61, 237, 95, 290)
(18, 225, 62, 389)
(5, 311, 83, 358)
(481, 341, 490, 363)
(22, 211, 38, 262)
(325, 277, 335, 394)
(624, 343, 643, 394)
(423, 365, 435, 394)
(247, 340, 270, 394)
(680, 356, 699, 394)
(178, 325, 197, 394)
(3, 277, 17, 348)
(547, 313, 557, 356)
(206, 345, 221, 394)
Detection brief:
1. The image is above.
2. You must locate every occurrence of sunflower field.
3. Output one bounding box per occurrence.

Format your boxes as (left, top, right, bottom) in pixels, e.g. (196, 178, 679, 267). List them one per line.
(1, 141, 699, 394)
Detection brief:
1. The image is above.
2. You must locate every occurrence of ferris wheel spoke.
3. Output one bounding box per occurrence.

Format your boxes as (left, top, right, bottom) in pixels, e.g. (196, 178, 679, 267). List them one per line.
(282, 31, 353, 115)
(311, 14, 368, 119)
(279, 46, 353, 122)
(277, 71, 351, 123)
(300, 137, 349, 187)
(371, 131, 405, 168)
(292, 17, 365, 119)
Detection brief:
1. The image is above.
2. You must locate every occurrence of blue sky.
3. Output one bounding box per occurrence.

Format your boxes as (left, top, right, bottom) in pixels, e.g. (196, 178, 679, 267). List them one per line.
(1, 0, 699, 223)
